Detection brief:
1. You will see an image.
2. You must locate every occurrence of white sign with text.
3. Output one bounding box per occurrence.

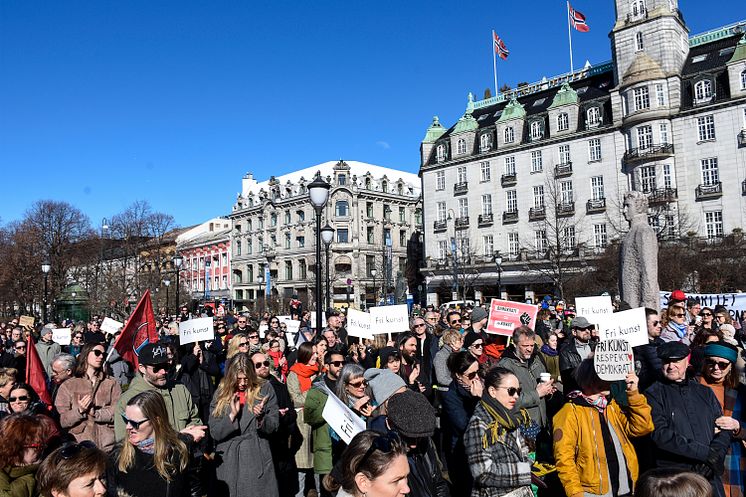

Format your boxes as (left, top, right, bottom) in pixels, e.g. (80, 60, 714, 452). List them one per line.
(178, 317, 215, 345)
(575, 296, 614, 327)
(594, 339, 635, 381)
(101, 317, 124, 335)
(52, 328, 71, 346)
(310, 312, 327, 328)
(346, 309, 374, 339)
(596, 307, 648, 347)
(319, 385, 366, 444)
(369, 305, 409, 334)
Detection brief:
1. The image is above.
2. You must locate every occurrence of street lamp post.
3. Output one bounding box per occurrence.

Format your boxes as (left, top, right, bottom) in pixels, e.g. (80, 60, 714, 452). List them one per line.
(495, 254, 503, 299)
(371, 268, 378, 307)
(308, 175, 331, 332)
(172, 254, 183, 312)
(321, 224, 334, 313)
(163, 277, 171, 316)
(41, 261, 51, 323)
(204, 258, 211, 303)
(257, 275, 264, 314)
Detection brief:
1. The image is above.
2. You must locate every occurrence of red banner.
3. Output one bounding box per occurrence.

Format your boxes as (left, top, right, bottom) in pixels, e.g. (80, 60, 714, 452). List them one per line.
(113, 289, 158, 369)
(485, 299, 538, 336)
(26, 335, 52, 406)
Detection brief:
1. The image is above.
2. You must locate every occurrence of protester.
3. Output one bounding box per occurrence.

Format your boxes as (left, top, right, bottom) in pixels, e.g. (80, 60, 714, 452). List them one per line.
(0, 367, 17, 414)
(177, 341, 219, 425)
(337, 364, 374, 420)
(287, 342, 320, 497)
(433, 330, 464, 389)
(558, 316, 594, 391)
(37, 441, 108, 497)
(635, 469, 713, 497)
(660, 305, 694, 345)
(364, 368, 406, 430)
(50, 353, 76, 397)
(36, 327, 62, 377)
(0, 414, 47, 497)
(539, 333, 560, 382)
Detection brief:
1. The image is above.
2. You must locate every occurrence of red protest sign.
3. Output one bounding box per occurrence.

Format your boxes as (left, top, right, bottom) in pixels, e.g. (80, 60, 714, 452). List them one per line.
(485, 299, 538, 336)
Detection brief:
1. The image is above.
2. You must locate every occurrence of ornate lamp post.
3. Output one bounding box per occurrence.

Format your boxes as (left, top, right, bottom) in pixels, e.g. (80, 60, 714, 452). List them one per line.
(41, 260, 51, 323)
(163, 277, 171, 316)
(371, 268, 378, 307)
(321, 224, 334, 313)
(495, 254, 503, 299)
(308, 175, 331, 331)
(172, 254, 183, 312)
(204, 258, 211, 302)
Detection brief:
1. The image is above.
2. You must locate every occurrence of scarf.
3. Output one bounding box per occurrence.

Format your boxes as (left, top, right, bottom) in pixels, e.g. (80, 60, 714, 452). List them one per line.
(268, 350, 289, 379)
(290, 362, 319, 392)
(667, 321, 687, 339)
(479, 393, 531, 449)
(136, 437, 155, 455)
(567, 390, 609, 412)
(540, 344, 558, 357)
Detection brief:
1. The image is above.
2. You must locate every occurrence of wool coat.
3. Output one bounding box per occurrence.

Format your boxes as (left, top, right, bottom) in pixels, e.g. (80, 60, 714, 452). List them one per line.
(54, 376, 121, 452)
(208, 382, 279, 497)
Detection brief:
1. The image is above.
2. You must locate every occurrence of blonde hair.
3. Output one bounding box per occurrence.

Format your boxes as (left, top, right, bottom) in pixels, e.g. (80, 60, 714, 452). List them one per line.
(212, 353, 263, 418)
(0, 368, 17, 388)
(442, 330, 463, 347)
(226, 333, 248, 360)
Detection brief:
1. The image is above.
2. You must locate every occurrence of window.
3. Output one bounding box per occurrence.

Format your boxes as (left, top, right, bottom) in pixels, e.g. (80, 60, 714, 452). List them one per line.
(337, 228, 349, 243)
(415, 208, 423, 226)
(437, 240, 448, 260)
(594, 224, 608, 248)
(637, 125, 653, 150)
(660, 123, 669, 145)
(531, 151, 543, 173)
(435, 171, 445, 190)
(299, 260, 307, 280)
(366, 226, 374, 244)
(508, 233, 520, 259)
(235, 241, 242, 256)
(285, 232, 291, 249)
(640, 166, 657, 192)
(631, 0, 646, 17)
(506, 190, 518, 213)
(481, 194, 493, 216)
(366, 202, 374, 218)
(458, 198, 469, 218)
(741, 70, 746, 90)
(588, 138, 602, 162)
(338, 174, 346, 186)
(383, 204, 391, 221)
(247, 239, 252, 254)
(701, 158, 719, 185)
(399, 207, 406, 222)
(504, 126, 515, 144)
(591, 176, 605, 200)
(297, 236, 305, 248)
(222, 253, 228, 266)
(483, 235, 494, 257)
(480, 133, 492, 152)
(366, 255, 376, 275)
(297, 210, 305, 222)
(399, 230, 407, 247)
(257, 217, 264, 229)
(694, 79, 713, 102)
(246, 219, 252, 230)
(457, 236, 470, 256)
(530, 121, 544, 140)
(382, 181, 388, 193)
(635, 32, 644, 51)
(533, 185, 545, 208)
(656, 84, 666, 106)
(457, 139, 467, 155)
(247, 265, 254, 283)
(270, 213, 277, 227)
(285, 261, 293, 280)
(365, 177, 372, 190)
(436, 145, 446, 162)
(705, 211, 723, 239)
(480, 161, 491, 182)
(562, 227, 576, 252)
(437, 202, 447, 222)
(535, 230, 548, 255)
(633, 87, 650, 111)
(586, 107, 601, 127)
(559, 144, 571, 165)
(504, 156, 516, 175)
(697, 115, 715, 141)
(557, 113, 569, 131)
(383, 228, 391, 245)
(335, 200, 349, 217)
(457, 166, 467, 184)
(284, 210, 291, 224)
(663, 164, 673, 189)
(560, 181, 574, 204)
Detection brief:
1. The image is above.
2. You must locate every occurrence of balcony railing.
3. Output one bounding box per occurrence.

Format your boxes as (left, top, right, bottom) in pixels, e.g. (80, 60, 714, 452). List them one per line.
(738, 130, 746, 148)
(622, 143, 674, 166)
(554, 162, 573, 178)
(478, 214, 494, 226)
(586, 198, 606, 213)
(556, 202, 575, 217)
(695, 182, 723, 201)
(529, 207, 546, 221)
(502, 211, 519, 224)
(433, 220, 447, 232)
(455, 216, 470, 228)
(648, 188, 678, 205)
(501, 173, 517, 187)
(454, 182, 469, 195)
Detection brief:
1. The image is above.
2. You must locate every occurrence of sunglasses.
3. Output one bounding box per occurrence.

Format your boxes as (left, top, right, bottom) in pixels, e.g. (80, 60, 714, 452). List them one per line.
(60, 441, 96, 459)
(329, 360, 345, 367)
(497, 386, 523, 397)
(238, 342, 249, 347)
(249, 335, 260, 339)
(674, 313, 686, 318)
(701, 313, 713, 317)
(238, 320, 247, 324)
(254, 361, 270, 368)
(706, 359, 731, 370)
(651, 321, 660, 326)
(149, 364, 169, 373)
(9, 395, 29, 402)
(15, 345, 26, 349)
(91, 349, 104, 357)
(465, 370, 478, 380)
(347, 379, 368, 388)
(471, 343, 484, 348)
(413, 323, 426, 328)
(121, 414, 150, 430)
(450, 320, 462, 325)
(358, 431, 401, 469)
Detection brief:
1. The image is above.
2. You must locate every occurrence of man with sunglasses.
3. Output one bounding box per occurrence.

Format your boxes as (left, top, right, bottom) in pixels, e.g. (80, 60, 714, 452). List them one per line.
(234, 314, 251, 334)
(410, 317, 438, 402)
(114, 343, 205, 443)
(632, 308, 665, 393)
(446, 311, 463, 333)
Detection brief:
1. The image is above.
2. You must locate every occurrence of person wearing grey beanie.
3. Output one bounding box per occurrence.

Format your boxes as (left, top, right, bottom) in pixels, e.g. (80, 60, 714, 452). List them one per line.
(364, 369, 406, 408)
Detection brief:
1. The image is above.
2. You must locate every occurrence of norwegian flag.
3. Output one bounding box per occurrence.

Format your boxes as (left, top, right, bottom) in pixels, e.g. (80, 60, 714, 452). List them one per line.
(493, 32, 509, 60)
(569, 3, 590, 32)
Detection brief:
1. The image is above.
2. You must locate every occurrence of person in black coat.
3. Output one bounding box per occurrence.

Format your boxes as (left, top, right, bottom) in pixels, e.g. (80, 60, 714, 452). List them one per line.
(177, 342, 220, 425)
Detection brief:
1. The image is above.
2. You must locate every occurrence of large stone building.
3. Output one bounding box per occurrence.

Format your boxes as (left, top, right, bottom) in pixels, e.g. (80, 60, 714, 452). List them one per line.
(419, 0, 746, 302)
(175, 218, 232, 307)
(229, 160, 422, 313)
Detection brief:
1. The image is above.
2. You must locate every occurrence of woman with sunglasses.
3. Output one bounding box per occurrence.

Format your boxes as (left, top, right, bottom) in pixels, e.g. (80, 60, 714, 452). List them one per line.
(695, 307, 718, 333)
(323, 430, 409, 497)
(55, 342, 121, 452)
(0, 413, 49, 497)
(65, 332, 85, 358)
(554, 359, 653, 497)
(337, 364, 375, 419)
(440, 351, 481, 497)
(37, 441, 108, 497)
(464, 367, 538, 497)
(111, 390, 200, 497)
(226, 333, 251, 361)
(209, 353, 279, 497)
(697, 341, 746, 497)
(661, 305, 694, 345)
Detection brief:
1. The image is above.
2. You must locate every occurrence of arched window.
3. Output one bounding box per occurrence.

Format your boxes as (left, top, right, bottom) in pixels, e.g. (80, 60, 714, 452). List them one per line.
(586, 107, 601, 127)
(382, 181, 388, 193)
(631, 0, 646, 17)
(694, 79, 713, 102)
(530, 121, 544, 141)
(436, 144, 446, 162)
(741, 69, 746, 90)
(557, 113, 569, 131)
(335, 200, 349, 217)
(504, 126, 515, 144)
(479, 133, 491, 151)
(457, 138, 467, 155)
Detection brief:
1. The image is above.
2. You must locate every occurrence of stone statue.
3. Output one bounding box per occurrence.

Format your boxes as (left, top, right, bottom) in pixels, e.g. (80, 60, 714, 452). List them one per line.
(619, 191, 660, 310)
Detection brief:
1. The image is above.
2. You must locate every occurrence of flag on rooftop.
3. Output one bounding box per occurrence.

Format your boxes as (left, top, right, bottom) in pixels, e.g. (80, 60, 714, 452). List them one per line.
(493, 32, 510, 60)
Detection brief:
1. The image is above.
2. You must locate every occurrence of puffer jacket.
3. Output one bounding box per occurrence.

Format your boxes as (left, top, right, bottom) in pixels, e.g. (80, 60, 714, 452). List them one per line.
(553, 390, 654, 497)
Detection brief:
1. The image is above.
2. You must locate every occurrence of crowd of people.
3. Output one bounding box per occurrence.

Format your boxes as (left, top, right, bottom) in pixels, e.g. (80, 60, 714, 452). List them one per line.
(0, 290, 744, 497)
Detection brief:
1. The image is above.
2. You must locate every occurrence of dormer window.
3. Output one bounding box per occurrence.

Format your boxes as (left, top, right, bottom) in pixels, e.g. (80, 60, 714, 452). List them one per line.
(586, 107, 601, 128)
(631, 0, 646, 17)
(479, 133, 492, 152)
(436, 144, 446, 162)
(530, 120, 544, 141)
(365, 177, 372, 189)
(504, 126, 515, 144)
(338, 174, 346, 186)
(382, 181, 388, 193)
(694, 79, 714, 103)
(557, 113, 569, 131)
(457, 138, 467, 155)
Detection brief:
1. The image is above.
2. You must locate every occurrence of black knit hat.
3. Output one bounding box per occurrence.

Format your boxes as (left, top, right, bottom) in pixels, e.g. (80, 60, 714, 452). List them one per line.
(387, 390, 436, 439)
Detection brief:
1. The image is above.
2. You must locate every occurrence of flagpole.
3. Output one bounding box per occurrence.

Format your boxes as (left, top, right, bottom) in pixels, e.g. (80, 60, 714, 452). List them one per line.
(567, 1, 574, 74)
(492, 31, 499, 96)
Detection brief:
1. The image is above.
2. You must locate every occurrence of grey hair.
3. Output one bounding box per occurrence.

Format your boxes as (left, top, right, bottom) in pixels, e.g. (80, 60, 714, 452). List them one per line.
(512, 325, 536, 343)
(335, 363, 370, 405)
(52, 353, 76, 372)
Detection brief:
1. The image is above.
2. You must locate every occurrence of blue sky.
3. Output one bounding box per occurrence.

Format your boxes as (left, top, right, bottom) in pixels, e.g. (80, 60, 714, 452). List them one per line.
(0, 0, 741, 228)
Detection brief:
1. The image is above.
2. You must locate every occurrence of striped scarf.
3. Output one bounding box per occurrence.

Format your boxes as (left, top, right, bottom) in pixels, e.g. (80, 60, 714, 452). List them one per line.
(479, 394, 532, 449)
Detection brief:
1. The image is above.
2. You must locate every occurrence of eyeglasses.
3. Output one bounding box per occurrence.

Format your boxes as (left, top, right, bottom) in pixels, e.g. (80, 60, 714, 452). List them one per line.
(59, 441, 96, 459)
(329, 360, 345, 367)
(254, 361, 270, 368)
(15, 345, 26, 350)
(249, 335, 260, 339)
(651, 321, 660, 327)
(450, 320, 461, 326)
(496, 386, 522, 397)
(701, 313, 713, 317)
(358, 431, 401, 469)
(471, 343, 483, 349)
(413, 323, 426, 328)
(238, 320, 247, 324)
(121, 414, 150, 430)
(706, 359, 731, 370)
(465, 370, 478, 380)
(347, 379, 368, 388)
(91, 349, 104, 357)
(674, 313, 686, 318)
(716, 315, 727, 320)
(238, 342, 249, 347)
(148, 364, 169, 373)
(9, 395, 29, 402)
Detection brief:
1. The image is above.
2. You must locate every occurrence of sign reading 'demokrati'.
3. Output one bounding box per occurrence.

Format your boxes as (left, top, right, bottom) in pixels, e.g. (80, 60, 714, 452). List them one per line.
(594, 339, 634, 381)
(575, 296, 614, 326)
(346, 309, 374, 339)
(596, 307, 648, 347)
(369, 305, 409, 334)
(178, 317, 215, 345)
(486, 299, 538, 336)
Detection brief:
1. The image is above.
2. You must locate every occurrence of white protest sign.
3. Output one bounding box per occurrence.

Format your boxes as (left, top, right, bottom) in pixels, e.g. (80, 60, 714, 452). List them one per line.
(594, 339, 635, 381)
(596, 307, 648, 347)
(575, 296, 614, 327)
(369, 305, 409, 334)
(258, 324, 268, 339)
(284, 320, 301, 336)
(52, 328, 71, 346)
(178, 317, 215, 345)
(319, 385, 366, 444)
(346, 309, 374, 339)
(310, 312, 327, 328)
(100, 317, 124, 335)
(660, 291, 746, 323)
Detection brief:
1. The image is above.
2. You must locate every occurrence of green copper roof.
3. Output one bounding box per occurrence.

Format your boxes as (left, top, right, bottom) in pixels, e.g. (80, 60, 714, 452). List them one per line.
(728, 34, 746, 64)
(548, 82, 579, 109)
(497, 96, 526, 122)
(422, 116, 446, 143)
(452, 93, 478, 134)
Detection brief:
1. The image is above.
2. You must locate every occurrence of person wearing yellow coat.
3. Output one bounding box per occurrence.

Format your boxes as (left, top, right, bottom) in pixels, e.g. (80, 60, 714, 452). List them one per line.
(553, 359, 654, 497)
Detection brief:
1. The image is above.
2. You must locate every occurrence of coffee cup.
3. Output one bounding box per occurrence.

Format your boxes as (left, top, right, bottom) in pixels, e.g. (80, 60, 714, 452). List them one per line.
(540, 373, 551, 383)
